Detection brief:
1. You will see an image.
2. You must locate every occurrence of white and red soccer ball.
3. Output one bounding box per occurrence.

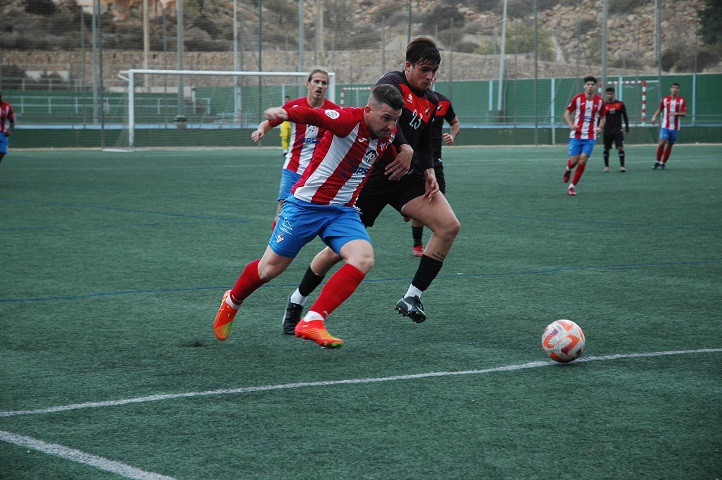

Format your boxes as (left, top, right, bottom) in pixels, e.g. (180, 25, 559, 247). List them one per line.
(542, 319, 586, 363)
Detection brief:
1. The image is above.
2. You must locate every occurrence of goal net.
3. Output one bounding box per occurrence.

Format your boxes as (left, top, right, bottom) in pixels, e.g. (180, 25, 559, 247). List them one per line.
(112, 69, 336, 150)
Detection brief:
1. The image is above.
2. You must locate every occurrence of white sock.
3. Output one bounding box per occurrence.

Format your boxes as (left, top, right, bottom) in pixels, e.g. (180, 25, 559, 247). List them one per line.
(303, 311, 324, 322)
(569, 183, 576, 189)
(225, 296, 241, 309)
(290, 288, 306, 306)
(405, 285, 423, 299)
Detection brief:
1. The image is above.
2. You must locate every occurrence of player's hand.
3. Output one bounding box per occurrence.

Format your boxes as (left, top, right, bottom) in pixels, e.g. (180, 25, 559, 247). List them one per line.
(251, 129, 265, 142)
(264, 107, 288, 122)
(423, 169, 439, 200)
(650, 117, 656, 125)
(569, 125, 578, 131)
(442, 133, 455, 146)
(595, 127, 602, 134)
(385, 145, 412, 181)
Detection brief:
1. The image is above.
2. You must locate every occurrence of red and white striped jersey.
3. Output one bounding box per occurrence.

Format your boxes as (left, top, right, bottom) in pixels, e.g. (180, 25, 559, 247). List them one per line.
(567, 93, 605, 140)
(0, 101, 14, 134)
(659, 95, 686, 131)
(286, 107, 397, 207)
(269, 97, 340, 175)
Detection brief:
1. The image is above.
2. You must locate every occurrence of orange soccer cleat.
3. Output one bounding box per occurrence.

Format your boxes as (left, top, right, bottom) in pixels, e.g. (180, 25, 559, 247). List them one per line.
(412, 244, 424, 257)
(295, 319, 344, 349)
(213, 290, 238, 341)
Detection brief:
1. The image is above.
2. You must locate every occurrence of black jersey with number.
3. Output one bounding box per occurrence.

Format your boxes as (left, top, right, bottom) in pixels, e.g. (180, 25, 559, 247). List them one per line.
(374, 71, 438, 172)
(602, 100, 629, 135)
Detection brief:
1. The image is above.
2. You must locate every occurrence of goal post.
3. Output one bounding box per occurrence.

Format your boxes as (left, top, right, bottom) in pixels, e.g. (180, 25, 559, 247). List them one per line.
(115, 69, 336, 150)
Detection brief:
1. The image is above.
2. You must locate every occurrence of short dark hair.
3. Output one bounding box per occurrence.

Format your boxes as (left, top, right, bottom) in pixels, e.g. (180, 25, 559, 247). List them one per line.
(406, 37, 441, 67)
(307, 68, 329, 83)
(671, 82, 680, 88)
(605, 87, 615, 93)
(369, 84, 404, 111)
(584, 76, 597, 84)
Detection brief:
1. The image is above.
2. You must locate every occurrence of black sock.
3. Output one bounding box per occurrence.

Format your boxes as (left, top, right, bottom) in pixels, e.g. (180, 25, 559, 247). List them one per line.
(619, 151, 625, 167)
(603, 150, 610, 167)
(411, 255, 444, 292)
(412, 225, 424, 246)
(298, 267, 325, 297)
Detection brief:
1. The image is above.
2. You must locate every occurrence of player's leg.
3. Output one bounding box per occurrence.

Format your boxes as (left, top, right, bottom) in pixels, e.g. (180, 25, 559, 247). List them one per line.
(564, 139, 582, 183)
(603, 135, 613, 171)
(661, 130, 678, 168)
(617, 142, 626, 172)
(394, 191, 461, 322)
(654, 131, 669, 169)
(568, 140, 594, 195)
(295, 214, 375, 348)
(411, 219, 424, 257)
(0, 135, 7, 166)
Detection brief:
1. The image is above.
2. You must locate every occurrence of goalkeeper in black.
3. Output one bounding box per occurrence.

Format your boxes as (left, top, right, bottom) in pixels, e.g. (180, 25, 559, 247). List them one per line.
(601, 87, 630, 172)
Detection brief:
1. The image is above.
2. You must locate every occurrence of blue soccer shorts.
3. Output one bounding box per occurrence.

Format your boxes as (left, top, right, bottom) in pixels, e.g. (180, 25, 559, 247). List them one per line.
(278, 169, 302, 202)
(659, 128, 680, 145)
(0, 134, 8, 154)
(568, 138, 596, 158)
(269, 197, 372, 258)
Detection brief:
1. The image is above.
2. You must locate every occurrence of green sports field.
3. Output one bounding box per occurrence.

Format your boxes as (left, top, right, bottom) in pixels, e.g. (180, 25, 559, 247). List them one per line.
(1, 145, 720, 479)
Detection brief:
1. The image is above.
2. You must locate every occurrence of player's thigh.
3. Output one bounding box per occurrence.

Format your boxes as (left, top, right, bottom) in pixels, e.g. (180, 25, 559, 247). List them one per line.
(320, 209, 372, 257)
(603, 135, 614, 151)
(278, 169, 302, 202)
(614, 132, 624, 149)
(667, 129, 680, 145)
(568, 138, 584, 157)
(269, 201, 326, 258)
(0, 135, 8, 155)
(580, 139, 596, 159)
(400, 192, 459, 234)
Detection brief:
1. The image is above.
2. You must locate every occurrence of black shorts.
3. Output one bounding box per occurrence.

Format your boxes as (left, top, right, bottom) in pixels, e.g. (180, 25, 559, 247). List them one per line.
(603, 132, 624, 150)
(355, 168, 427, 227)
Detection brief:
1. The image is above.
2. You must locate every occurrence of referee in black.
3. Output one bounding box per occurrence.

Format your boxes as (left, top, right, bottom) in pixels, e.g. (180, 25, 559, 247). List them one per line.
(601, 87, 630, 172)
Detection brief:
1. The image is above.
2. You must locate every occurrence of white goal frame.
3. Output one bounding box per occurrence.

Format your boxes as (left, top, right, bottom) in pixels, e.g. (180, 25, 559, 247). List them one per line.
(117, 69, 336, 149)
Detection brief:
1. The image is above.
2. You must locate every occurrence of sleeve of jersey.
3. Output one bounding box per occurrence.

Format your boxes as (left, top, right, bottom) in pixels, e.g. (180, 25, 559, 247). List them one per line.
(680, 99, 687, 112)
(416, 121, 434, 170)
(445, 103, 457, 122)
(621, 104, 629, 129)
(285, 106, 355, 137)
(392, 126, 408, 148)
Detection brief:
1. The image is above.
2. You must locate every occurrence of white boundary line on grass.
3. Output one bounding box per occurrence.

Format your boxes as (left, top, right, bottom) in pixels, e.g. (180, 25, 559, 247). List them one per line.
(0, 430, 176, 480)
(1, 349, 720, 419)
(1, 348, 720, 480)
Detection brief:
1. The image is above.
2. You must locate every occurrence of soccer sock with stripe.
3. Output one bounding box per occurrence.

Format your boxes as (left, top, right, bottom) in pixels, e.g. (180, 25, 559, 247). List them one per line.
(228, 259, 268, 307)
(412, 225, 424, 246)
(306, 263, 365, 320)
(603, 150, 610, 167)
(619, 151, 625, 167)
(656, 144, 664, 161)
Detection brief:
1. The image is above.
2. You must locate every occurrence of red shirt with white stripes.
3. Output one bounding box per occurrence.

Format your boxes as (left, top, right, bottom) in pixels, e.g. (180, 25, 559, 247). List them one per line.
(659, 95, 686, 131)
(567, 93, 605, 140)
(0, 101, 14, 134)
(286, 107, 397, 207)
(269, 97, 340, 175)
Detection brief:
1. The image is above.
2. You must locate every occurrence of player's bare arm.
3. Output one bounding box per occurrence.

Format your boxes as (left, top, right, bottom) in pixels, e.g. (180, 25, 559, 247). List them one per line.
(596, 116, 606, 134)
(264, 107, 288, 123)
(385, 144, 413, 181)
(443, 117, 460, 145)
(251, 120, 274, 142)
(564, 110, 578, 131)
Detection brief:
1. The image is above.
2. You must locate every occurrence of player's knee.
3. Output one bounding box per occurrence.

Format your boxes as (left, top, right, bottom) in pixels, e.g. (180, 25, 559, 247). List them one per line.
(348, 250, 374, 273)
(439, 217, 461, 242)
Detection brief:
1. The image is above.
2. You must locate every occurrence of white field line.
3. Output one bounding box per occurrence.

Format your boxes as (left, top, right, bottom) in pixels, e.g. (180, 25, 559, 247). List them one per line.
(1, 348, 720, 419)
(0, 430, 176, 480)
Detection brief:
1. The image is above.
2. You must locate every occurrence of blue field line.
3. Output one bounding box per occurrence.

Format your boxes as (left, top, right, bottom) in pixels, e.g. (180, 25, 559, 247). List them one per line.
(1, 259, 719, 303)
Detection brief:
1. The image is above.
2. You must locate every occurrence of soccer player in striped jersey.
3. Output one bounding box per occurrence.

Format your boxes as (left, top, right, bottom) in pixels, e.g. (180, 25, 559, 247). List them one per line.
(411, 81, 460, 257)
(651, 83, 686, 170)
(251, 70, 340, 229)
(282, 37, 461, 332)
(562, 76, 606, 196)
(213, 85, 412, 349)
(601, 87, 629, 173)
(0, 90, 15, 168)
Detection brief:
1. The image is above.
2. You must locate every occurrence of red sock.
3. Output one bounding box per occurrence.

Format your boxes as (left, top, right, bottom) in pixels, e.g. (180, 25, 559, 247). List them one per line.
(566, 159, 575, 170)
(571, 162, 587, 185)
(308, 264, 366, 320)
(229, 259, 267, 305)
(656, 144, 664, 161)
(662, 145, 673, 163)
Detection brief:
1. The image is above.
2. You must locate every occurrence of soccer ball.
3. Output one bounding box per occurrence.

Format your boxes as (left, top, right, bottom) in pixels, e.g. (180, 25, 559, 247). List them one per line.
(541, 319, 586, 363)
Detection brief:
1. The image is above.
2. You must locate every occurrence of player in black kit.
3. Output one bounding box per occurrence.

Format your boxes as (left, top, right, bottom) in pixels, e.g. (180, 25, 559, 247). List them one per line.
(281, 37, 461, 332)
(601, 87, 630, 172)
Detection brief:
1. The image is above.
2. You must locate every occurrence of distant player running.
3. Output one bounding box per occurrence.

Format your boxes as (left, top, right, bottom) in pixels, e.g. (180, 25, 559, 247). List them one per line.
(252, 69, 339, 229)
(600, 87, 629, 173)
(0, 90, 16, 169)
(651, 83, 686, 170)
(213, 85, 410, 349)
(562, 76, 606, 196)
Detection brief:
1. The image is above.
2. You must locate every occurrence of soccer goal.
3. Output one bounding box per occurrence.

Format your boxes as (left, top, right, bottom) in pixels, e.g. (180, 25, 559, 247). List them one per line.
(113, 69, 336, 150)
